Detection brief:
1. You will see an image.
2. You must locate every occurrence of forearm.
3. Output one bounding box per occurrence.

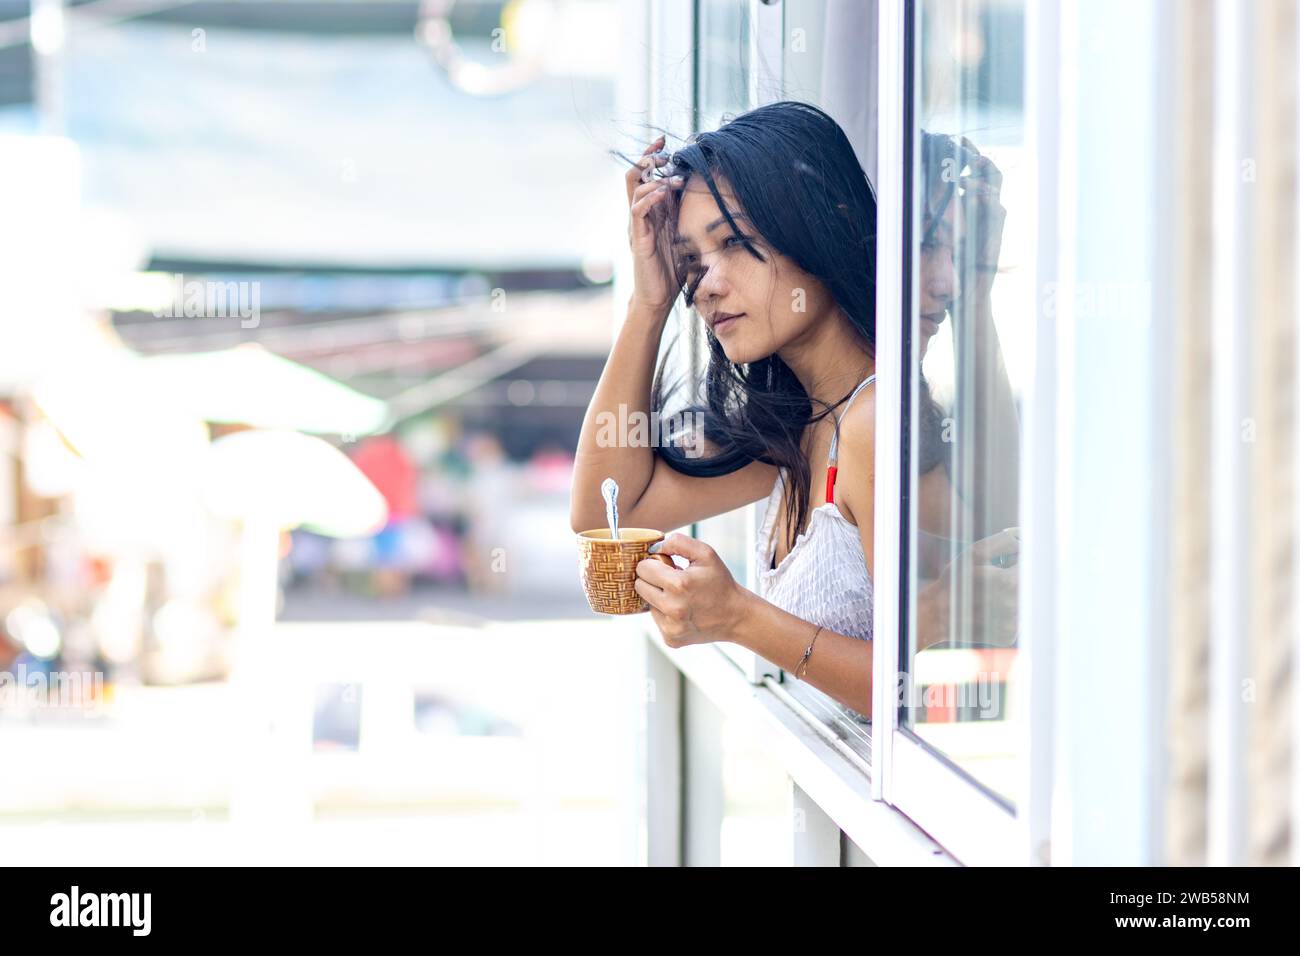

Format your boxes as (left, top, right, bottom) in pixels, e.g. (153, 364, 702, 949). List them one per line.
(963, 292, 1021, 534)
(915, 577, 950, 652)
(729, 590, 873, 717)
(570, 297, 670, 531)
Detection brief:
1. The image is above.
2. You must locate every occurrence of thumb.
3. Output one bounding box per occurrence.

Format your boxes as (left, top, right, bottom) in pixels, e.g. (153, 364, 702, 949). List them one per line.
(966, 528, 1020, 564)
(648, 532, 710, 564)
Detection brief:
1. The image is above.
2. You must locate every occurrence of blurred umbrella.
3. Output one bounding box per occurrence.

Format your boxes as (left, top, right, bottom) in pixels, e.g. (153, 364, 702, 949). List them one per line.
(30, 343, 212, 553)
(204, 429, 388, 538)
(142, 344, 389, 436)
(31, 345, 210, 471)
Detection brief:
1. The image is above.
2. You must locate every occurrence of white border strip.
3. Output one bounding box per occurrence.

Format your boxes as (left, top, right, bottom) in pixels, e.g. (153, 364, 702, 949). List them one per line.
(872, 0, 907, 807)
(1294, 0, 1300, 870)
(1019, 0, 1060, 869)
(1208, 0, 1251, 868)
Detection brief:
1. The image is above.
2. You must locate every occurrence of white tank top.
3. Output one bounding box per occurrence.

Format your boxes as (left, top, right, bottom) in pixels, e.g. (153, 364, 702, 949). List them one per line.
(754, 374, 875, 645)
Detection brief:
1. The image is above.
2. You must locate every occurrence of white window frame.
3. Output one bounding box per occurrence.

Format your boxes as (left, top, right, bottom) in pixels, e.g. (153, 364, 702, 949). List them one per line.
(1206, 0, 1252, 868)
(629, 0, 1273, 870)
(872, 0, 1050, 866)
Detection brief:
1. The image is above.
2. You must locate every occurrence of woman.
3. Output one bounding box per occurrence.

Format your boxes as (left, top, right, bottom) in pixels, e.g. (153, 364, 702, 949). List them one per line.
(570, 102, 1016, 719)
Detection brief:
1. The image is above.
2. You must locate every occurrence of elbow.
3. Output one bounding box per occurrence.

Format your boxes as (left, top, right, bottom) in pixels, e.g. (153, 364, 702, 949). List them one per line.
(570, 497, 597, 535)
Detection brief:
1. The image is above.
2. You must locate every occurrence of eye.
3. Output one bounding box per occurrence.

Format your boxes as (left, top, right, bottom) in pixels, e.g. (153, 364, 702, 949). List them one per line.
(725, 234, 750, 248)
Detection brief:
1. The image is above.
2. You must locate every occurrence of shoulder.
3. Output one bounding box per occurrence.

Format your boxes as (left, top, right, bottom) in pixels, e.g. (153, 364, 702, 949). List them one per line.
(834, 382, 876, 524)
(836, 379, 876, 462)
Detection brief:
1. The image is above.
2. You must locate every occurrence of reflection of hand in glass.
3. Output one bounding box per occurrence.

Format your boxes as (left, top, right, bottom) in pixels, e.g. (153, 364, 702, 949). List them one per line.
(918, 528, 1020, 650)
(958, 136, 1006, 300)
(931, 132, 1018, 538)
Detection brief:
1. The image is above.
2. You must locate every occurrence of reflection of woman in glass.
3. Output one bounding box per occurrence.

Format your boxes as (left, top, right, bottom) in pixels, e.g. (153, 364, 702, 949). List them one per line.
(913, 132, 1021, 649)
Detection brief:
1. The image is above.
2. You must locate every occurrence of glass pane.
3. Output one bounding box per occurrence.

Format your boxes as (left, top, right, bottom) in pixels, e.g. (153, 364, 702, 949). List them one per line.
(781, 0, 828, 106)
(902, 0, 1028, 805)
(697, 0, 752, 131)
(692, 0, 755, 588)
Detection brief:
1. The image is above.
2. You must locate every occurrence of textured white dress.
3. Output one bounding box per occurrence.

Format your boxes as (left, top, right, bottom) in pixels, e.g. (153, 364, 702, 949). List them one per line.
(753, 375, 875, 719)
(755, 467, 874, 643)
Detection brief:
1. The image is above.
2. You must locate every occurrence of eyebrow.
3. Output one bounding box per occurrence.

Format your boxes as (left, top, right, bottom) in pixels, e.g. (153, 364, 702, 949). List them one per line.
(672, 212, 749, 246)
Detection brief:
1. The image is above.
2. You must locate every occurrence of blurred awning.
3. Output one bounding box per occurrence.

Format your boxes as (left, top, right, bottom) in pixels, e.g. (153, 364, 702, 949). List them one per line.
(141, 344, 389, 436)
(59, 17, 621, 270)
(204, 429, 388, 537)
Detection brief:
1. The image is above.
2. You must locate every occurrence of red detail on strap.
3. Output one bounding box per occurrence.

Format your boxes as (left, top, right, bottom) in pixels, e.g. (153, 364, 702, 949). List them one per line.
(825, 464, 838, 505)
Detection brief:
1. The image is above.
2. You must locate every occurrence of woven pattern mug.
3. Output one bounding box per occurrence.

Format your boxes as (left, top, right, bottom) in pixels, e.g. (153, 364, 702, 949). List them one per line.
(576, 528, 675, 614)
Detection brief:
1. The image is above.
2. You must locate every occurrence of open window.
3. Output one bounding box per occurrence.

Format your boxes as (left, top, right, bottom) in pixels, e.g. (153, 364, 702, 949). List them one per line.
(685, 1, 881, 762)
(873, 0, 1052, 866)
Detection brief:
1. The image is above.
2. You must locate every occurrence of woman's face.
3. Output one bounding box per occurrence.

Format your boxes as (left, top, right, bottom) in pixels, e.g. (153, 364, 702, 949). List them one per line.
(673, 173, 841, 365)
(918, 191, 960, 362)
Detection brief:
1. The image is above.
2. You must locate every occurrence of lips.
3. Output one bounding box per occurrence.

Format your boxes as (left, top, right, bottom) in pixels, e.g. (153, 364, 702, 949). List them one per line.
(920, 313, 946, 337)
(711, 312, 745, 333)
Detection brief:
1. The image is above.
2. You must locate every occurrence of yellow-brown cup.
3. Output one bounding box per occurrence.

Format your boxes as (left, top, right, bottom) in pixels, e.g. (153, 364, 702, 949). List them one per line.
(576, 528, 675, 615)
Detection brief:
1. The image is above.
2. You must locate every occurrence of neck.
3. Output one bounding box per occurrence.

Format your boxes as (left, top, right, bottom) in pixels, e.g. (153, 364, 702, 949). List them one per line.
(778, 309, 875, 409)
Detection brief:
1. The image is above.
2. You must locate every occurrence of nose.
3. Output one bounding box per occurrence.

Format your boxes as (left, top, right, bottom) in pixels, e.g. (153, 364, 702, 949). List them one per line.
(921, 249, 957, 312)
(694, 255, 732, 305)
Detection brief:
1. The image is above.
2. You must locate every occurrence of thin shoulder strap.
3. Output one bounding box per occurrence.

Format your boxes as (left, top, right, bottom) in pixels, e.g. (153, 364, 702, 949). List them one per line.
(828, 374, 876, 463)
(824, 373, 876, 504)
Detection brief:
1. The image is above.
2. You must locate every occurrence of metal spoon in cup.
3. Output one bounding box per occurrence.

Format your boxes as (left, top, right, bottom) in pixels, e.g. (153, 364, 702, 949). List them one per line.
(601, 477, 620, 541)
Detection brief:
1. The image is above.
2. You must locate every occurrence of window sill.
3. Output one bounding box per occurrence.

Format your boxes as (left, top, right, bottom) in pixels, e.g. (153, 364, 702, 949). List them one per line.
(642, 626, 958, 867)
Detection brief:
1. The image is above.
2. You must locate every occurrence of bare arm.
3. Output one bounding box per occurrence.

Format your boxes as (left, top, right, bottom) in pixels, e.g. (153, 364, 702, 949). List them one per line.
(957, 144, 1020, 536)
(572, 137, 777, 533)
(569, 296, 670, 531)
(962, 289, 1020, 536)
(733, 596, 873, 715)
(569, 298, 778, 534)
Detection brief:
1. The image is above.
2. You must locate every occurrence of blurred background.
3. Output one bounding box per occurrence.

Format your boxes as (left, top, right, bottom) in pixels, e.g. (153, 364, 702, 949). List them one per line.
(0, 0, 795, 865)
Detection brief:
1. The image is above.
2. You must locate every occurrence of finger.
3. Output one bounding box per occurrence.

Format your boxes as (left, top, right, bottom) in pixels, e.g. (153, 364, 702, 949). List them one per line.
(966, 529, 1020, 563)
(629, 200, 672, 251)
(646, 605, 669, 636)
(629, 185, 675, 225)
(634, 576, 668, 612)
(625, 154, 670, 202)
(631, 175, 679, 203)
(964, 153, 1003, 188)
(635, 154, 671, 183)
(959, 173, 997, 193)
(974, 563, 1019, 587)
(636, 555, 679, 588)
(648, 532, 711, 564)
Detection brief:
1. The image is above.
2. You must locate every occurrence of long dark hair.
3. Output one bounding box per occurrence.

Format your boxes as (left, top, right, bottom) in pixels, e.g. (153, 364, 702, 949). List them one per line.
(628, 102, 949, 556)
(632, 101, 875, 557)
(915, 131, 969, 478)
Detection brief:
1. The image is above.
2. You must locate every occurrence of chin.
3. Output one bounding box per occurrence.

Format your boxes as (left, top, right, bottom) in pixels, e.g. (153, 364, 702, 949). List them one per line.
(719, 339, 760, 365)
